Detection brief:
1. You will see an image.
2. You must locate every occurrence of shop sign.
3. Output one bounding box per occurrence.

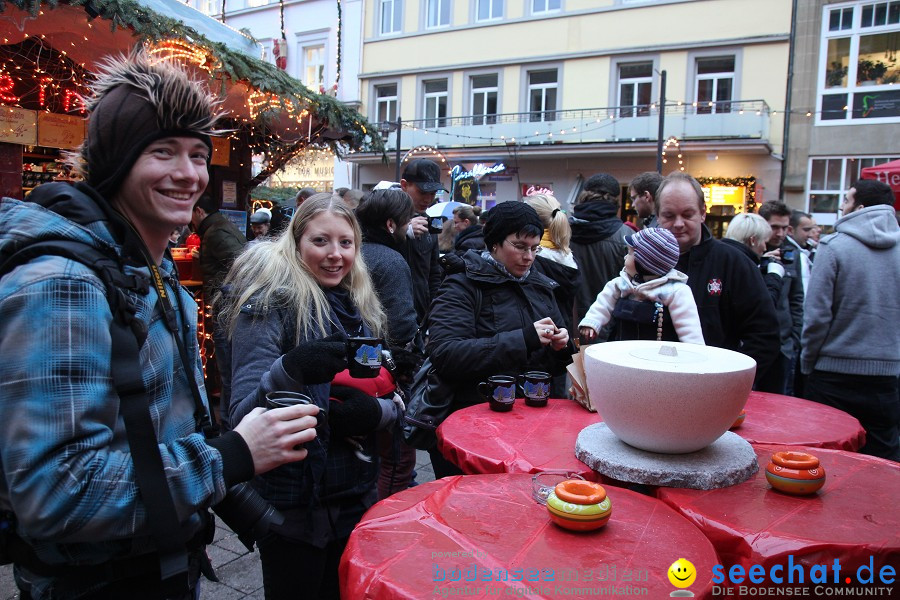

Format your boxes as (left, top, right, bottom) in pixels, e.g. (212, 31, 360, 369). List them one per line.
(852, 89, 900, 119)
(450, 162, 506, 182)
(276, 155, 335, 185)
(522, 184, 553, 197)
(37, 112, 85, 149)
(211, 136, 231, 167)
(702, 185, 745, 206)
(0, 107, 37, 145)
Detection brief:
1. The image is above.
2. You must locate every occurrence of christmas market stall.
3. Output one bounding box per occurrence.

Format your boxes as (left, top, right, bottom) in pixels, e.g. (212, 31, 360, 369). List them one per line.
(0, 0, 385, 204)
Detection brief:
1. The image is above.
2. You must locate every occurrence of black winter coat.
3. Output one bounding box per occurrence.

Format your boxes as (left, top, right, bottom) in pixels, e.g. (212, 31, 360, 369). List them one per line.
(454, 224, 485, 254)
(406, 214, 441, 324)
(677, 227, 779, 377)
(532, 254, 580, 334)
(569, 202, 632, 322)
(428, 250, 575, 410)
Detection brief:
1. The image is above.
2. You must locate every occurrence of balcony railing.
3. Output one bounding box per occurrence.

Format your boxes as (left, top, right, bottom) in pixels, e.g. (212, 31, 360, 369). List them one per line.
(377, 100, 771, 150)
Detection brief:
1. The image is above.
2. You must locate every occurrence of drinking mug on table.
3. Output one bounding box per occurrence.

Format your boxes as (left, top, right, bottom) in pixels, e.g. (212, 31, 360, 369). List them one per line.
(479, 375, 516, 412)
(346, 337, 383, 378)
(518, 371, 551, 407)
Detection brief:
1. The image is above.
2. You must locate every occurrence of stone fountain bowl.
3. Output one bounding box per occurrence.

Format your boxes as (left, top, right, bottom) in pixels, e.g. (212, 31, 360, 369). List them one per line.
(584, 341, 756, 454)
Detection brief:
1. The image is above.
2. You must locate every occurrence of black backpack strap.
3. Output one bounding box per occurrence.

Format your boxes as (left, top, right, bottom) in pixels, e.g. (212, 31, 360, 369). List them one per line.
(0, 240, 192, 595)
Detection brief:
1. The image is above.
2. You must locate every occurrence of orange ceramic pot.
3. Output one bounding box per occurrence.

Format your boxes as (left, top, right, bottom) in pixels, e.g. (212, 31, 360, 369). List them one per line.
(765, 451, 826, 495)
(547, 480, 612, 531)
(730, 410, 747, 429)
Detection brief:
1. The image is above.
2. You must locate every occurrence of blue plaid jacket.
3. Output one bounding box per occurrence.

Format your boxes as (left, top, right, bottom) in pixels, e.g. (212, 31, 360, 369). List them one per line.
(0, 194, 233, 594)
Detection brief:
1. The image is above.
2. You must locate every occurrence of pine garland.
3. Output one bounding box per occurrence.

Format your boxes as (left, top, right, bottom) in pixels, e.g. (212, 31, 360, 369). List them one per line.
(5, 0, 386, 165)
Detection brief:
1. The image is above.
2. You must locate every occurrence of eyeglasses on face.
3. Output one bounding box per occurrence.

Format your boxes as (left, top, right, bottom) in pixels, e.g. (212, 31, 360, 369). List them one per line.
(504, 240, 542, 255)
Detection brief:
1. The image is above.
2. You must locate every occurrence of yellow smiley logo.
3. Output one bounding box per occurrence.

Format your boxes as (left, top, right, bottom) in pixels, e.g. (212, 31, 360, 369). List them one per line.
(668, 558, 697, 588)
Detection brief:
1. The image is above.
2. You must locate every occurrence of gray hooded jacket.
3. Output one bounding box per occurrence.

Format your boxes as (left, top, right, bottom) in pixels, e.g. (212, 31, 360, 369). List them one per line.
(801, 204, 900, 376)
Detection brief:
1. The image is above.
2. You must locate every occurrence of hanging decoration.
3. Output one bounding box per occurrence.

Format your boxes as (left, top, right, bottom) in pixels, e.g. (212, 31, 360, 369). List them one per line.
(400, 145, 450, 169)
(0, 38, 91, 115)
(274, 0, 287, 70)
(335, 0, 342, 89)
(147, 39, 219, 73)
(661, 136, 685, 172)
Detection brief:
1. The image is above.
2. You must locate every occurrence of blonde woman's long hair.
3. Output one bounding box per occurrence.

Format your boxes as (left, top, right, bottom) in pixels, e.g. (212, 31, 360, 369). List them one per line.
(216, 193, 386, 343)
(524, 193, 572, 254)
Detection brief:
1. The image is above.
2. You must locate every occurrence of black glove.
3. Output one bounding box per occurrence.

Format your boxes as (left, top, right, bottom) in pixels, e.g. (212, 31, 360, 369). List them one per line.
(282, 332, 347, 385)
(328, 385, 383, 438)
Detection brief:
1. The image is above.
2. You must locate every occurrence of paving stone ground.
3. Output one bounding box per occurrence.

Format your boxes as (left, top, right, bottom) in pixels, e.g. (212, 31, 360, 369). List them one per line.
(1, 450, 436, 600)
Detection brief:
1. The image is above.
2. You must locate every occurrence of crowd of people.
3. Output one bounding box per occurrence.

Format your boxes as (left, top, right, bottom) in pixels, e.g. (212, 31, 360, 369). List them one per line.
(0, 50, 897, 600)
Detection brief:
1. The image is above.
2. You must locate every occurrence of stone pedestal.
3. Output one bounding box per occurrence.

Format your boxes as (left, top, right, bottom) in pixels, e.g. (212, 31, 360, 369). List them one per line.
(576, 423, 758, 490)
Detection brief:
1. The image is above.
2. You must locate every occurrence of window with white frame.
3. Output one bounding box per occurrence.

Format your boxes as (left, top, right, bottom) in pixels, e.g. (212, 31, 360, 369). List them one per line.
(426, 0, 451, 28)
(807, 155, 899, 221)
(302, 45, 326, 91)
(528, 70, 558, 122)
(532, 0, 561, 13)
(477, 0, 503, 21)
(375, 83, 399, 124)
(471, 74, 498, 125)
(819, 2, 900, 123)
(381, 0, 403, 34)
(423, 79, 449, 127)
(618, 62, 653, 117)
(695, 56, 734, 114)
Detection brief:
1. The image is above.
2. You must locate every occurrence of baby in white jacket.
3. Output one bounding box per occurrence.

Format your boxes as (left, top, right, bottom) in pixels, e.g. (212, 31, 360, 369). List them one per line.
(578, 228, 704, 345)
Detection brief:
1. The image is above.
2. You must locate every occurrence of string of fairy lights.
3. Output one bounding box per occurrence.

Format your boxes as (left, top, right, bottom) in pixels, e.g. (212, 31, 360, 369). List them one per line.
(359, 100, 836, 150)
(0, 34, 364, 163)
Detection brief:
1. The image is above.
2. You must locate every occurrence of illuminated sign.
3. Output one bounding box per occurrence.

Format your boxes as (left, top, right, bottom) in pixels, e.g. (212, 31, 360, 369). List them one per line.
(702, 185, 745, 206)
(0, 72, 86, 115)
(450, 162, 506, 182)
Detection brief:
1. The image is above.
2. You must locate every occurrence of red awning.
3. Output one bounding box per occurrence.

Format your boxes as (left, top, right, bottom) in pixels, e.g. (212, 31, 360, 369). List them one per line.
(860, 159, 900, 209)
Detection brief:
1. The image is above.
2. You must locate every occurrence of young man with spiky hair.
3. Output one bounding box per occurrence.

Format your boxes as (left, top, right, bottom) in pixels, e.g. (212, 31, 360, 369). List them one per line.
(0, 50, 318, 598)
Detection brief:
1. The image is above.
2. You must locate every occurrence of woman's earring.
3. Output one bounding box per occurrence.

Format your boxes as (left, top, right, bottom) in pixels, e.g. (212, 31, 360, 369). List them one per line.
(388, 227, 395, 234)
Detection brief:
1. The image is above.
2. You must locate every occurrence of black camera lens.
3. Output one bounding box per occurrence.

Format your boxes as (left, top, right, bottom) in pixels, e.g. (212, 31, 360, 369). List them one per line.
(213, 483, 284, 552)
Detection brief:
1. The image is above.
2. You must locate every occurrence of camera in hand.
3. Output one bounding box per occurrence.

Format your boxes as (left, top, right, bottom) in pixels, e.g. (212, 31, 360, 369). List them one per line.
(427, 217, 445, 234)
(781, 248, 795, 264)
(213, 483, 284, 552)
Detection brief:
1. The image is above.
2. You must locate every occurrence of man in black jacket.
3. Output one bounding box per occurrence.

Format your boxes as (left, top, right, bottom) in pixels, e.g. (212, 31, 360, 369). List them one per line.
(570, 173, 631, 328)
(400, 159, 446, 325)
(757, 201, 804, 395)
(657, 173, 779, 380)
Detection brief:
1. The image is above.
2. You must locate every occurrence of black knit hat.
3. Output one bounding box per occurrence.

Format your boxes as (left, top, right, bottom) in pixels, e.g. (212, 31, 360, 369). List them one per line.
(79, 50, 221, 197)
(483, 201, 544, 249)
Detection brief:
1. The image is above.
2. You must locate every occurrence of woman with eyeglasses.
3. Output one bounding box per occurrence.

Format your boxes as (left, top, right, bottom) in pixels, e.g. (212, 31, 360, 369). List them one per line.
(425, 200, 575, 477)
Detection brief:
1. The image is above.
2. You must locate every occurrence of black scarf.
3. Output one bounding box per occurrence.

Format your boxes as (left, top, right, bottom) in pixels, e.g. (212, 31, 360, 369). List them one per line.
(570, 202, 625, 244)
(324, 286, 363, 337)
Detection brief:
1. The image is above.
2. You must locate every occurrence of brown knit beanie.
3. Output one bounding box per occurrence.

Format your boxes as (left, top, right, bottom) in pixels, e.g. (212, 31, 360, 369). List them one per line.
(79, 49, 221, 197)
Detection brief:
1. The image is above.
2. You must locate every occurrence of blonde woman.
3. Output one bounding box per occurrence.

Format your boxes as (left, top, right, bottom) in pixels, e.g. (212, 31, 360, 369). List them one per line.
(525, 193, 580, 334)
(216, 193, 397, 599)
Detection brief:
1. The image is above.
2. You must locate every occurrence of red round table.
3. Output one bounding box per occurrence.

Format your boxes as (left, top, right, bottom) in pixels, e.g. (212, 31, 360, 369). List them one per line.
(437, 398, 601, 478)
(656, 444, 900, 593)
(735, 392, 865, 451)
(341, 473, 720, 599)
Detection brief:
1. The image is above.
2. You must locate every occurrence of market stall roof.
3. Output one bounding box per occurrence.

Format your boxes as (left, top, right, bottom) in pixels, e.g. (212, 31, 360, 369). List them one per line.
(860, 159, 900, 210)
(0, 0, 385, 180)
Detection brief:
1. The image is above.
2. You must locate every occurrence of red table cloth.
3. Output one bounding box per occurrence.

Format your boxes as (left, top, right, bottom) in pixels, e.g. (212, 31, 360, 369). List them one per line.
(437, 398, 601, 478)
(341, 473, 720, 599)
(656, 444, 900, 593)
(735, 392, 865, 451)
